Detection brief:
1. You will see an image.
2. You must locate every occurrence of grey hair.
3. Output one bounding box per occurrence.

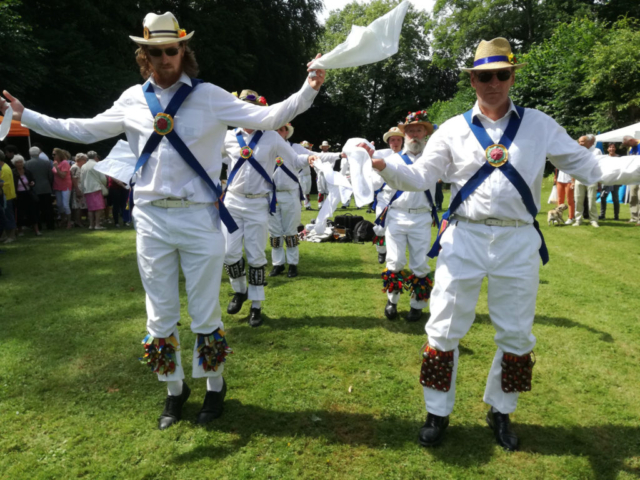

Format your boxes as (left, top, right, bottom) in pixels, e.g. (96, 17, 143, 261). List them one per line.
(29, 146, 41, 157)
(87, 151, 98, 160)
(13, 154, 25, 164)
(622, 135, 634, 143)
(75, 153, 88, 162)
(585, 134, 596, 143)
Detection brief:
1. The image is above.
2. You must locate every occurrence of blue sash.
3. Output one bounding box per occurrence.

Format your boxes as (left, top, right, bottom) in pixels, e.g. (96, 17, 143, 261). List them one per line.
(274, 161, 305, 201)
(427, 106, 549, 264)
(374, 153, 438, 228)
(371, 182, 386, 210)
(134, 79, 238, 232)
(224, 130, 277, 214)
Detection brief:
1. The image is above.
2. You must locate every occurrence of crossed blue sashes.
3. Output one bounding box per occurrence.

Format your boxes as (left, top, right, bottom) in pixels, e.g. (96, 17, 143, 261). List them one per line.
(274, 160, 305, 201)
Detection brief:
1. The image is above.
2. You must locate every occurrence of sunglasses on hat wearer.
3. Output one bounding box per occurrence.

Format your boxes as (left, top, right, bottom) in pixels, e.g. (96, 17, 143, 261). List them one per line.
(476, 70, 512, 83)
(147, 46, 181, 57)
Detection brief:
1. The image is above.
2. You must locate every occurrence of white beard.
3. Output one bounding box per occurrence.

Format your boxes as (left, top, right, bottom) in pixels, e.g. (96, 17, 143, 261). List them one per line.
(406, 137, 426, 155)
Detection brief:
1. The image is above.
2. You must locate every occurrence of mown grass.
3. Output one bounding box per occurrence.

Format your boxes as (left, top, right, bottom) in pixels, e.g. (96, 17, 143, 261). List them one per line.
(2, 179, 640, 480)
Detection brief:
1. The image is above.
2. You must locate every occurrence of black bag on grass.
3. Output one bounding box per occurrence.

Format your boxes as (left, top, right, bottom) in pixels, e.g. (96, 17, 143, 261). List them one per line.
(352, 220, 375, 243)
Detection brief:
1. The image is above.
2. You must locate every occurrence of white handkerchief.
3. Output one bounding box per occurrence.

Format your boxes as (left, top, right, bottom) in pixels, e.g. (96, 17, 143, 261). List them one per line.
(0, 106, 13, 142)
(309, 1, 410, 70)
(343, 138, 375, 207)
(94, 140, 137, 186)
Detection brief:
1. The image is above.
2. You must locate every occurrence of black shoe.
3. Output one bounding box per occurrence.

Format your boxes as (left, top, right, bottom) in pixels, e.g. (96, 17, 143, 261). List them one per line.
(287, 264, 298, 278)
(305, 206, 313, 211)
(384, 300, 398, 320)
(341, 205, 348, 209)
(598, 215, 605, 220)
(269, 265, 285, 277)
(418, 413, 449, 447)
(366, 209, 373, 214)
(158, 382, 191, 430)
(378, 253, 386, 264)
(196, 379, 227, 425)
(406, 307, 423, 322)
(486, 409, 519, 451)
(227, 292, 248, 315)
(249, 308, 263, 327)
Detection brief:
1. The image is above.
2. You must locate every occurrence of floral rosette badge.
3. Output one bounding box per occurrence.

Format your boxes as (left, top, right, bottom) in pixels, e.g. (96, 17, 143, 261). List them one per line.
(275, 156, 284, 167)
(154, 113, 174, 136)
(240, 147, 253, 159)
(485, 144, 508, 167)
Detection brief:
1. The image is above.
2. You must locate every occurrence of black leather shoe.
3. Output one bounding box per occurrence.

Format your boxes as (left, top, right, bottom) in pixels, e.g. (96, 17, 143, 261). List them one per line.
(341, 205, 348, 209)
(249, 308, 263, 327)
(384, 300, 398, 320)
(378, 253, 386, 264)
(418, 413, 449, 447)
(269, 265, 285, 277)
(158, 382, 191, 430)
(305, 206, 313, 211)
(486, 409, 519, 451)
(227, 292, 248, 315)
(197, 379, 227, 425)
(287, 264, 298, 278)
(406, 307, 423, 322)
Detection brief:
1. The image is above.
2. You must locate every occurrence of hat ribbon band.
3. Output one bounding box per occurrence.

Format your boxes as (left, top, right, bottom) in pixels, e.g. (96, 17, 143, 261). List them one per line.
(473, 55, 509, 67)
(148, 29, 179, 37)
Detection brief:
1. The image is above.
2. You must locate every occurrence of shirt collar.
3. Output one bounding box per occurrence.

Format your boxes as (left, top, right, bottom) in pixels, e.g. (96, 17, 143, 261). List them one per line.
(471, 99, 519, 123)
(148, 72, 192, 90)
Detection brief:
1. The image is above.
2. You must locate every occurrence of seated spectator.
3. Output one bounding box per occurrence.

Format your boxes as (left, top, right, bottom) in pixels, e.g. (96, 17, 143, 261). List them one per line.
(13, 155, 41, 237)
(80, 151, 107, 230)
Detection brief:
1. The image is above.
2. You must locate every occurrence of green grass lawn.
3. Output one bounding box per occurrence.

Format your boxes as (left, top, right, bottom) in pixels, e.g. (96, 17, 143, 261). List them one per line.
(3, 180, 640, 479)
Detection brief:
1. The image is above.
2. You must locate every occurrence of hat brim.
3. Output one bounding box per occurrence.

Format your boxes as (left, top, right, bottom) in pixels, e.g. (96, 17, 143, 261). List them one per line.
(285, 126, 294, 140)
(461, 61, 526, 72)
(398, 121, 434, 136)
(383, 131, 404, 143)
(130, 31, 194, 46)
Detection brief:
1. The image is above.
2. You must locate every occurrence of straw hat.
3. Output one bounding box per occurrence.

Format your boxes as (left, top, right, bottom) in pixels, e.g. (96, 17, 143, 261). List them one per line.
(383, 127, 404, 143)
(398, 110, 434, 135)
(461, 37, 526, 72)
(130, 12, 194, 46)
(232, 89, 268, 106)
(280, 123, 294, 140)
(301, 141, 313, 149)
(320, 140, 331, 148)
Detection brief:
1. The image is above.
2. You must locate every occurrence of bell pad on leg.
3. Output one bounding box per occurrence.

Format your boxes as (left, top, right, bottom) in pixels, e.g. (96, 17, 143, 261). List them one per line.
(420, 345, 454, 392)
(381, 269, 408, 294)
(501, 352, 535, 393)
(285, 235, 299, 248)
(197, 329, 233, 373)
(270, 236, 283, 248)
(249, 265, 267, 286)
(372, 235, 385, 247)
(140, 334, 179, 376)
(405, 272, 435, 301)
(224, 258, 245, 279)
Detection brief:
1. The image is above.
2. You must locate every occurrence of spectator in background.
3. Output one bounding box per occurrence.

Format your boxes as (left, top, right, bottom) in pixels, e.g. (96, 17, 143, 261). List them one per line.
(600, 143, 621, 220)
(108, 176, 128, 227)
(70, 153, 87, 227)
(13, 155, 41, 237)
(26, 146, 55, 230)
(52, 148, 73, 229)
(574, 134, 602, 228)
(0, 151, 17, 243)
(623, 136, 640, 225)
(4, 144, 19, 169)
(81, 151, 107, 230)
(555, 168, 575, 224)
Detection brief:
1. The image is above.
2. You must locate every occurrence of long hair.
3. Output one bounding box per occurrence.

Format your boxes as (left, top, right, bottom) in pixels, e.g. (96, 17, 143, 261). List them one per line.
(135, 43, 199, 79)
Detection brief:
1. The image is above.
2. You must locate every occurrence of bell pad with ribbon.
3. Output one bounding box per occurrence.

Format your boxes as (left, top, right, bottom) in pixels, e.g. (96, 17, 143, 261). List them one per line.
(501, 352, 535, 393)
(420, 345, 454, 392)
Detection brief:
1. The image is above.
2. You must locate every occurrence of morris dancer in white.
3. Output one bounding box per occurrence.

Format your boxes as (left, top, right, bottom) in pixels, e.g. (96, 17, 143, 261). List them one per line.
(371, 127, 404, 263)
(285, 128, 314, 210)
(222, 90, 315, 326)
(371, 115, 437, 323)
(267, 125, 315, 278)
(368, 38, 640, 451)
(315, 140, 342, 209)
(0, 12, 326, 430)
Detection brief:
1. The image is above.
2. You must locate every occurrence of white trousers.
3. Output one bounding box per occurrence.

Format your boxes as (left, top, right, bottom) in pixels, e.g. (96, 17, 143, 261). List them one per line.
(269, 190, 301, 266)
(385, 209, 431, 309)
(574, 181, 598, 223)
(424, 221, 540, 416)
(222, 192, 269, 301)
(373, 202, 387, 254)
(133, 204, 225, 382)
(300, 174, 312, 208)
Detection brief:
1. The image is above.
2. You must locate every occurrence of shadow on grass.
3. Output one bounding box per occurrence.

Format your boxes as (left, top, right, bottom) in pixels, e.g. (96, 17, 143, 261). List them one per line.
(475, 314, 614, 343)
(173, 401, 640, 479)
(262, 314, 427, 335)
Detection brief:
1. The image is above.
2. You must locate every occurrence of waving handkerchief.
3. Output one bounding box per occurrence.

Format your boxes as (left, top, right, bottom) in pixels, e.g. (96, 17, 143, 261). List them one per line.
(309, 1, 410, 70)
(0, 106, 13, 141)
(343, 138, 375, 207)
(94, 140, 137, 186)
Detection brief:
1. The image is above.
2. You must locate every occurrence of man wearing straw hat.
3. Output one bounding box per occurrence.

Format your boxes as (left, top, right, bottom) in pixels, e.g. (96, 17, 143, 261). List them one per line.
(0, 11, 326, 430)
(221, 90, 313, 325)
(282, 127, 315, 211)
(367, 37, 640, 451)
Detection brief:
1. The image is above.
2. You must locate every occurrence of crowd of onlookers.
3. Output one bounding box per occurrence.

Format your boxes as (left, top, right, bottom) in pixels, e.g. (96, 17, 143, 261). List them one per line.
(554, 135, 640, 227)
(0, 144, 131, 245)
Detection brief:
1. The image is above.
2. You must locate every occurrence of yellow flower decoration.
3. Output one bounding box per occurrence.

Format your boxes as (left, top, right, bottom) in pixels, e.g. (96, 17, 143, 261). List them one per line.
(508, 53, 517, 65)
(232, 91, 238, 97)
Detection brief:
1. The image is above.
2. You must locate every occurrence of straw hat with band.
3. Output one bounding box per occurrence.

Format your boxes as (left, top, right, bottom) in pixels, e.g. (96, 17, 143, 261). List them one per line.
(320, 140, 331, 148)
(461, 37, 526, 72)
(301, 141, 313, 149)
(398, 110, 434, 135)
(130, 12, 194, 46)
(383, 127, 404, 143)
(279, 123, 294, 140)
(232, 89, 268, 107)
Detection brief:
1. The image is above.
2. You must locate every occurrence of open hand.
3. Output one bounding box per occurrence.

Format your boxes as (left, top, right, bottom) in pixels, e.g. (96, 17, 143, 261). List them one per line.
(0, 91, 24, 121)
(307, 54, 326, 91)
(356, 142, 374, 158)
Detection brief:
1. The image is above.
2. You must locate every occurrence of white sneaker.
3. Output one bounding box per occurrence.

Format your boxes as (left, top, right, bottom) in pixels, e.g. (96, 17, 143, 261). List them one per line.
(572, 220, 582, 227)
(590, 221, 599, 228)
(565, 218, 574, 225)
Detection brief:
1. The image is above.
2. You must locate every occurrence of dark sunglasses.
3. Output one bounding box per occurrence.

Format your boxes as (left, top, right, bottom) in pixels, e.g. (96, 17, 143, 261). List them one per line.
(476, 70, 512, 83)
(147, 46, 180, 57)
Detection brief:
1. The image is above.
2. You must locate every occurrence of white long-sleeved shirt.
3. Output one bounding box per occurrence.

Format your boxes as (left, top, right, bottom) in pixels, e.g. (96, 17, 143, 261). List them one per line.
(21, 73, 318, 210)
(379, 149, 434, 211)
(222, 129, 306, 195)
(378, 100, 640, 223)
(291, 143, 314, 176)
